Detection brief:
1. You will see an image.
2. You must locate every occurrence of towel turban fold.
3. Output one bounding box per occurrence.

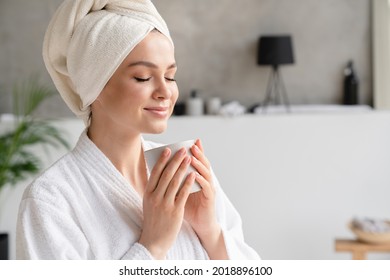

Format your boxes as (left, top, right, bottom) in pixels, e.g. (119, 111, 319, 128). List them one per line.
(43, 0, 172, 125)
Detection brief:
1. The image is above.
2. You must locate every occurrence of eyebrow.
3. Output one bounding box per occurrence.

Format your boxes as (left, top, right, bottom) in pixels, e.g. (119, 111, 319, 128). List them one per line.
(128, 61, 177, 69)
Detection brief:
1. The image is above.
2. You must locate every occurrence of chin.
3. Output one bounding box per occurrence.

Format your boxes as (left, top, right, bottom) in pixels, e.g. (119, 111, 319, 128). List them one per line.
(145, 123, 168, 134)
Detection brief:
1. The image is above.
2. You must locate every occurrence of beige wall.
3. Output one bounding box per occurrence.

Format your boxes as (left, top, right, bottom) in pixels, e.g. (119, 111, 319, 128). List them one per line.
(0, 0, 371, 117)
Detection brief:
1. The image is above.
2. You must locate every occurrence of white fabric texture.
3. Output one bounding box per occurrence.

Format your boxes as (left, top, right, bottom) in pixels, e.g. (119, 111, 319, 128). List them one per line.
(16, 131, 260, 260)
(43, 0, 172, 125)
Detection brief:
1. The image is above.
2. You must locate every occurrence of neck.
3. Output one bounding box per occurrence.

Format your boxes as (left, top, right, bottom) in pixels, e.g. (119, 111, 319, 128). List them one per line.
(87, 121, 148, 196)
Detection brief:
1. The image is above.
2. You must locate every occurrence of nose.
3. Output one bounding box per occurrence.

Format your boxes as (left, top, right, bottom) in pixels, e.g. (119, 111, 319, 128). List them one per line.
(153, 79, 173, 100)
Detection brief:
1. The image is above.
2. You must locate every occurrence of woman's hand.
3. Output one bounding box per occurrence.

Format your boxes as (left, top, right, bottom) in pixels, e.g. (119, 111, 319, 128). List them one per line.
(139, 147, 195, 259)
(185, 139, 228, 259)
(184, 139, 218, 234)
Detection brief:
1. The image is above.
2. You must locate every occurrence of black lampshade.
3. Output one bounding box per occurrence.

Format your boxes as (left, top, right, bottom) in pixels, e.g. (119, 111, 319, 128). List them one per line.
(257, 35, 294, 67)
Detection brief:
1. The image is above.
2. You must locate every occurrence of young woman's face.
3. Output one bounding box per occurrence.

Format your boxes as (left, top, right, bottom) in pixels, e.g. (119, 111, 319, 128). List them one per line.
(92, 31, 178, 134)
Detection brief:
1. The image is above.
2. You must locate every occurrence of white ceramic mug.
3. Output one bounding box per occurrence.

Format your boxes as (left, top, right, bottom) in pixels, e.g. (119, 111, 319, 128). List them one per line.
(144, 140, 202, 193)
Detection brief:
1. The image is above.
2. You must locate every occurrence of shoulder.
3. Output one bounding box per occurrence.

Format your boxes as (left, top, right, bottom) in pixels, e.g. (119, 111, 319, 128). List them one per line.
(22, 130, 91, 203)
(21, 151, 79, 206)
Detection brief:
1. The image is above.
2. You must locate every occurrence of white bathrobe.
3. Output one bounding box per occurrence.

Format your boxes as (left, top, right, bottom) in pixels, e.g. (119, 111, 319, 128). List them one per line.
(16, 131, 260, 260)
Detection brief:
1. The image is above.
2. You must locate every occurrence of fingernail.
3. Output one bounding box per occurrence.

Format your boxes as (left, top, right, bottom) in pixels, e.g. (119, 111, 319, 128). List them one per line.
(179, 147, 186, 155)
(163, 148, 170, 157)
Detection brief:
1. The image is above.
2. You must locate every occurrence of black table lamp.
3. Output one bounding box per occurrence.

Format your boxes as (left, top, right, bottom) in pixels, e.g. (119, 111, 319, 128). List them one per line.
(257, 35, 294, 112)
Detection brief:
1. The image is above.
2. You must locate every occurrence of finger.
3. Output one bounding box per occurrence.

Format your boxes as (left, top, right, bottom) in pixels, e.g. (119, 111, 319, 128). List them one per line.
(146, 148, 171, 193)
(153, 147, 187, 198)
(195, 172, 214, 199)
(195, 139, 204, 153)
(165, 155, 191, 202)
(191, 143, 211, 170)
(191, 155, 212, 182)
(176, 172, 196, 208)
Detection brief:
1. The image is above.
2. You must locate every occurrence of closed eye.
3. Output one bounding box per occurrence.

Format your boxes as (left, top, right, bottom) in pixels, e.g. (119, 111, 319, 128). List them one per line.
(165, 77, 176, 82)
(134, 77, 151, 82)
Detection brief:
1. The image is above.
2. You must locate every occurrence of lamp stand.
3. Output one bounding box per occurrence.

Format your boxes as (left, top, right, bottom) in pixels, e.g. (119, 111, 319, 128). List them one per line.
(261, 65, 291, 113)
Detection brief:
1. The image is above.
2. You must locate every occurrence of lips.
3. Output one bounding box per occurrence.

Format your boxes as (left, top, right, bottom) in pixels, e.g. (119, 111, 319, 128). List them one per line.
(144, 106, 170, 117)
(144, 106, 169, 111)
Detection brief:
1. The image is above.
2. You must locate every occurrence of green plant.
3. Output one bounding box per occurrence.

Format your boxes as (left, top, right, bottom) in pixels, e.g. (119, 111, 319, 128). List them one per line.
(0, 78, 70, 191)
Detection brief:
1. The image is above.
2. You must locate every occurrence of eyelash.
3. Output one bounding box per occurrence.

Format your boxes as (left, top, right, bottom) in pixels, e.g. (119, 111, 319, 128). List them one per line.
(134, 77, 150, 82)
(134, 77, 176, 82)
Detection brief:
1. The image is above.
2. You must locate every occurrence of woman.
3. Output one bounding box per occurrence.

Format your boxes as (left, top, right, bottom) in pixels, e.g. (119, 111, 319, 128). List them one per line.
(16, 0, 260, 260)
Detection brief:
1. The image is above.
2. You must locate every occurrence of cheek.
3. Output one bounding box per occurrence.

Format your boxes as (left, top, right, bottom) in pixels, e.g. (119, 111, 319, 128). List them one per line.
(171, 85, 179, 102)
(116, 81, 145, 104)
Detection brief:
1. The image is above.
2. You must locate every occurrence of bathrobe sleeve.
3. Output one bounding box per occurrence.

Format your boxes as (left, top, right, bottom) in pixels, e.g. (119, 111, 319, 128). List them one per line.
(212, 170, 261, 260)
(16, 197, 90, 259)
(16, 175, 157, 260)
(16, 195, 155, 260)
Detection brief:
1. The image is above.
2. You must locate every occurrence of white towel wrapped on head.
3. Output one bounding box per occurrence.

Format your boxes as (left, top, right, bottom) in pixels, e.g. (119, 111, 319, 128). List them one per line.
(43, 0, 173, 125)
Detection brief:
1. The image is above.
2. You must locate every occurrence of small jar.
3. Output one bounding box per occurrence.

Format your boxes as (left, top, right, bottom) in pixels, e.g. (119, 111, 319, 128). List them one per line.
(206, 97, 221, 115)
(186, 90, 204, 116)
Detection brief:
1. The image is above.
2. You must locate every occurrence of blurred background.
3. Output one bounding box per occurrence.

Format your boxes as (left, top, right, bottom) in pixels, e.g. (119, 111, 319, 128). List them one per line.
(0, 0, 372, 116)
